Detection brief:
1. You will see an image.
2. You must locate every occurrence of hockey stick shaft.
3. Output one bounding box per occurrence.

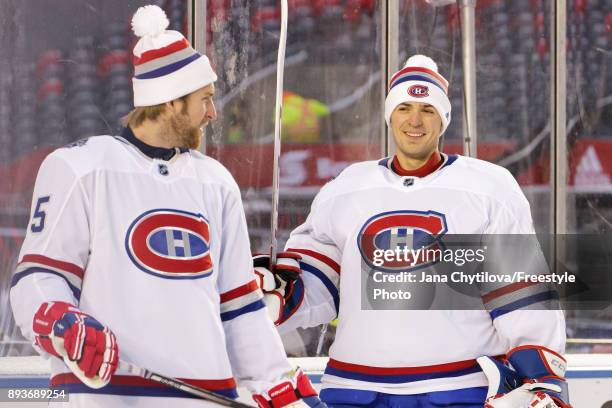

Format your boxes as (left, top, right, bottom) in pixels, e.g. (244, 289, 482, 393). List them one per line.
(269, 0, 288, 266)
(119, 361, 255, 407)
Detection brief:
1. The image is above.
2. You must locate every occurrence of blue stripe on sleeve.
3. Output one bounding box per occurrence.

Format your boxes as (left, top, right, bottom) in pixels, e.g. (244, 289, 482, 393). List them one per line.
(489, 290, 559, 320)
(220, 299, 266, 322)
(300, 262, 340, 314)
(11, 268, 81, 300)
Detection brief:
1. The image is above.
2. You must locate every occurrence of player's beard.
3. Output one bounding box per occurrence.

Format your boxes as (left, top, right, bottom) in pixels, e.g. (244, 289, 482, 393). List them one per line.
(167, 112, 203, 150)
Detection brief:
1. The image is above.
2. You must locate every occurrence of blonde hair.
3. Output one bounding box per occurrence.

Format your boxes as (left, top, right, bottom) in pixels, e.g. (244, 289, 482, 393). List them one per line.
(122, 95, 189, 128)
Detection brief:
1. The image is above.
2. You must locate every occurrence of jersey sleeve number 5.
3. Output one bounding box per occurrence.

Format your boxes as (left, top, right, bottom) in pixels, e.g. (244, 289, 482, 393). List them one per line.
(31, 196, 50, 233)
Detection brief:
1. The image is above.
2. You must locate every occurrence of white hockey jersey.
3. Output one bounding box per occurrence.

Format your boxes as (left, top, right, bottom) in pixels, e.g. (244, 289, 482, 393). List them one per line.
(281, 154, 566, 395)
(10, 128, 292, 405)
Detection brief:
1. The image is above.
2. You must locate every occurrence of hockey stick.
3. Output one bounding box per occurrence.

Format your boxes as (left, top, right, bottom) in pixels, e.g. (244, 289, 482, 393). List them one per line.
(119, 361, 255, 407)
(269, 0, 288, 266)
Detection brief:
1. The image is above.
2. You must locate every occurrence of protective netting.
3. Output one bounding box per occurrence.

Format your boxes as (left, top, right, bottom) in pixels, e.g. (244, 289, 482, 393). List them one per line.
(0, 0, 611, 359)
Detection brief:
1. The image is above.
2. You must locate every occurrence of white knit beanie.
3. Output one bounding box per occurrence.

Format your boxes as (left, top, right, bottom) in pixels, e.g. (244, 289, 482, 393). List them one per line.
(130, 5, 217, 107)
(384, 55, 451, 135)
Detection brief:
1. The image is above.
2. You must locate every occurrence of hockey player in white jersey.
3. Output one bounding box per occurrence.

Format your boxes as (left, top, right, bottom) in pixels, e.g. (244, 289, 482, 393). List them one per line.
(255, 55, 571, 407)
(9, 5, 324, 408)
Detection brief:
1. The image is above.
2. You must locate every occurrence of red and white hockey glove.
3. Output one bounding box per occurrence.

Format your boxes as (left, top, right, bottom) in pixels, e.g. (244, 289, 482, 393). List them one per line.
(253, 252, 303, 325)
(252, 368, 325, 408)
(33, 301, 118, 389)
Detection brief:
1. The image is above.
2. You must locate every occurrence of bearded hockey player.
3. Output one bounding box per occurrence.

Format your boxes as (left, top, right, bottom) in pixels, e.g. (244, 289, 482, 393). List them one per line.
(10, 5, 324, 408)
(255, 55, 570, 408)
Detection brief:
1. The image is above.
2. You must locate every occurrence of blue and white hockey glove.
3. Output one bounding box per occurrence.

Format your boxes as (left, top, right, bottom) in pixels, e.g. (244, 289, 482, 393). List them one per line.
(478, 345, 571, 408)
(33, 301, 119, 389)
(252, 368, 326, 408)
(253, 252, 303, 325)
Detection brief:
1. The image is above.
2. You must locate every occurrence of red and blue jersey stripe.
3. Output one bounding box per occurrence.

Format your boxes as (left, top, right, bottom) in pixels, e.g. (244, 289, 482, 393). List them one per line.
(287, 248, 341, 314)
(481, 281, 559, 320)
(324, 358, 485, 384)
(11, 254, 84, 300)
(219, 279, 266, 321)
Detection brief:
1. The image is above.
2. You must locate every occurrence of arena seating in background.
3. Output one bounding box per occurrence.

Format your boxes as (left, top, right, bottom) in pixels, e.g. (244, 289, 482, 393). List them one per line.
(2, 0, 608, 156)
(0, 77, 10, 163)
(66, 36, 106, 141)
(99, 23, 132, 135)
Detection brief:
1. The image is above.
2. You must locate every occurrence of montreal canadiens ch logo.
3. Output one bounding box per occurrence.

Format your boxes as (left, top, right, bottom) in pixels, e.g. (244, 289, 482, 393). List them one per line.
(357, 210, 447, 272)
(408, 84, 429, 98)
(125, 209, 213, 279)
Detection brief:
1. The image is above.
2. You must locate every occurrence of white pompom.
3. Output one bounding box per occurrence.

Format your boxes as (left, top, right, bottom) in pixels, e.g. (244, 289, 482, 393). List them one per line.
(131, 5, 169, 38)
(404, 54, 439, 72)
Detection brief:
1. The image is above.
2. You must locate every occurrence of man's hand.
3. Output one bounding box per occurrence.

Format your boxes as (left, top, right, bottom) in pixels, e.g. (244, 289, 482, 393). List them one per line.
(253, 252, 302, 324)
(33, 301, 118, 389)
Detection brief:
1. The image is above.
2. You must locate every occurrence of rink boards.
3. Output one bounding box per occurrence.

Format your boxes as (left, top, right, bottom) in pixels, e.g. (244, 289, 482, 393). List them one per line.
(1, 355, 611, 407)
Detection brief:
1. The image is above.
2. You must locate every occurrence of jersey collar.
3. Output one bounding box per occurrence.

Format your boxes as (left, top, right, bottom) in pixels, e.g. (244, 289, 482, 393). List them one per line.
(391, 152, 443, 177)
(121, 127, 189, 161)
(378, 152, 458, 177)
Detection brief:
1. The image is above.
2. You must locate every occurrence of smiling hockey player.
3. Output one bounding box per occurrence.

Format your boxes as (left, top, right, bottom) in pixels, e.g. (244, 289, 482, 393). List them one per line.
(9, 5, 324, 408)
(255, 55, 570, 407)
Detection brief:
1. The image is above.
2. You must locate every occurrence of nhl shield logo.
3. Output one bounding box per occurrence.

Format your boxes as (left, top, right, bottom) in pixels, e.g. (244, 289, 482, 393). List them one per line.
(408, 84, 429, 98)
(125, 209, 213, 279)
(357, 210, 447, 272)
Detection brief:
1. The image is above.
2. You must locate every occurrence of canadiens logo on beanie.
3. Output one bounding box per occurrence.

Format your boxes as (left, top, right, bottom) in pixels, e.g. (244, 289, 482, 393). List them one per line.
(131, 5, 217, 107)
(384, 55, 451, 135)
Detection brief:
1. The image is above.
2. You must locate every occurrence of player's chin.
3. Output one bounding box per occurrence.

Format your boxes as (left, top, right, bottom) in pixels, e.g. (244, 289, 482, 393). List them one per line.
(400, 146, 429, 159)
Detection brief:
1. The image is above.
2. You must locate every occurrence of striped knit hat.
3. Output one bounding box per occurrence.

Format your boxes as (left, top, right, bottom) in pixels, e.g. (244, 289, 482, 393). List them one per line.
(131, 5, 217, 107)
(384, 55, 451, 135)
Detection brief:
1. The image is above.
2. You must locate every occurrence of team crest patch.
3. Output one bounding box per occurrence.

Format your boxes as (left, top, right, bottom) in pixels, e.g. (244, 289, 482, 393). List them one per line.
(357, 210, 447, 272)
(408, 84, 429, 98)
(125, 209, 213, 279)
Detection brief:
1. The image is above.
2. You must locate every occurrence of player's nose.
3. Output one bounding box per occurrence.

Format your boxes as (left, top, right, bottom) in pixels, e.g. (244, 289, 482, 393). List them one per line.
(206, 100, 217, 122)
(407, 110, 423, 127)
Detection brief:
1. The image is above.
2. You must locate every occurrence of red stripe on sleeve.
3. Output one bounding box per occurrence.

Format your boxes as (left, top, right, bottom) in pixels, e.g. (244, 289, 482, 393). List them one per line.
(287, 248, 340, 275)
(134, 39, 190, 65)
(220, 280, 259, 303)
(481, 281, 540, 304)
(20, 254, 84, 279)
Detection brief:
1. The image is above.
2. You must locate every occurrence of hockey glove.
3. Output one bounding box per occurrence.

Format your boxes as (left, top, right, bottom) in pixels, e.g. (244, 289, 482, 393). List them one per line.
(478, 344, 571, 408)
(33, 301, 118, 389)
(478, 356, 561, 407)
(253, 252, 302, 324)
(252, 368, 326, 408)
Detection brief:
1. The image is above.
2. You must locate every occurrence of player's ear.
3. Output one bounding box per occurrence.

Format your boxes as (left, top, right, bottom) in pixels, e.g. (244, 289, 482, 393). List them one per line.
(166, 99, 185, 117)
